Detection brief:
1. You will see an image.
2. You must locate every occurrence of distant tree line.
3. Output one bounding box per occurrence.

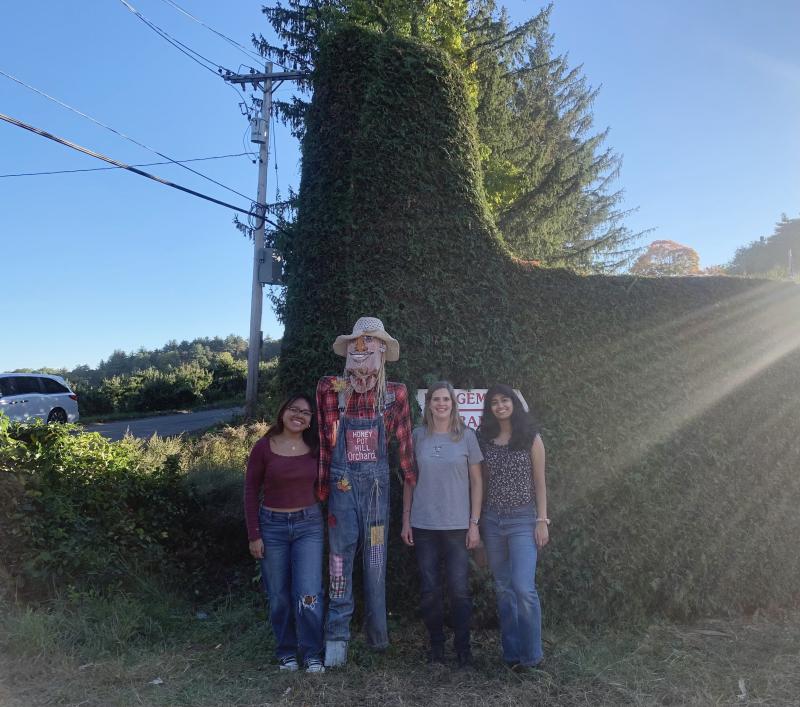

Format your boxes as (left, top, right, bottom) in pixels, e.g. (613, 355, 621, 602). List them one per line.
(629, 214, 800, 279)
(14, 335, 281, 415)
(726, 215, 800, 279)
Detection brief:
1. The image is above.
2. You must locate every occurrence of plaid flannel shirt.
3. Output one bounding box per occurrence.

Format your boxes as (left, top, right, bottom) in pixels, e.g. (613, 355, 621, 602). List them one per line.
(316, 376, 415, 501)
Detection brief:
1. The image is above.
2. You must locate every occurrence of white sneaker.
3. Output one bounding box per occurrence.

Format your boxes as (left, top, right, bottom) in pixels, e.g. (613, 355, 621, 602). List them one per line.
(278, 656, 299, 672)
(305, 658, 325, 674)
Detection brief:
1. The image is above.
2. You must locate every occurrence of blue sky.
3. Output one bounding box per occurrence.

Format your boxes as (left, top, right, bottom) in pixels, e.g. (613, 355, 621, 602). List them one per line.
(2, 0, 798, 372)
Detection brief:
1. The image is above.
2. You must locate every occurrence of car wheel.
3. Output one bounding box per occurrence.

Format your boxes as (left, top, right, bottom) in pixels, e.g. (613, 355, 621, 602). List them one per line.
(47, 408, 68, 424)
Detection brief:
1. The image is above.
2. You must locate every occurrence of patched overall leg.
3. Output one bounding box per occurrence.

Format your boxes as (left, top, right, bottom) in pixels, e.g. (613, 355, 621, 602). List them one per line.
(361, 473, 390, 649)
(324, 393, 392, 665)
(324, 473, 359, 666)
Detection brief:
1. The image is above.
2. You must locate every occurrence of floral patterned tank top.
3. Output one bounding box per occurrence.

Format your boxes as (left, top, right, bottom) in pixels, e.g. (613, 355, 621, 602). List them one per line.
(481, 440, 534, 511)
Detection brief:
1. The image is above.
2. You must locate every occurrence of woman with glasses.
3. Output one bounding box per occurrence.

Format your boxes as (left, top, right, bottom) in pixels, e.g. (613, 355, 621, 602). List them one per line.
(244, 394, 326, 674)
(401, 381, 483, 667)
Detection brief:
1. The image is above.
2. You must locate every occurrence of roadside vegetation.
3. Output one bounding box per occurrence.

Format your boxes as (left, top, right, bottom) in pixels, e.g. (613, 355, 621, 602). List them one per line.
(9, 335, 281, 417)
(2, 416, 800, 705)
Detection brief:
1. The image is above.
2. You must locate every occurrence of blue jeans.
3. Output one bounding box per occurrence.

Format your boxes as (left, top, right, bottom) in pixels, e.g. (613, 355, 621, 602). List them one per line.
(481, 504, 543, 666)
(326, 464, 390, 648)
(413, 528, 472, 653)
(259, 504, 325, 663)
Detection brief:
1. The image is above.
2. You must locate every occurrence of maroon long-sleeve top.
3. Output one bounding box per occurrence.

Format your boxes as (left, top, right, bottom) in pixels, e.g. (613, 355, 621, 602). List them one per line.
(243, 436, 319, 541)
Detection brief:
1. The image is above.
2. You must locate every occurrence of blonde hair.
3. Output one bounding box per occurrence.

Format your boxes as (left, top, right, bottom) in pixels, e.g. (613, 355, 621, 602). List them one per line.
(423, 381, 464, 441)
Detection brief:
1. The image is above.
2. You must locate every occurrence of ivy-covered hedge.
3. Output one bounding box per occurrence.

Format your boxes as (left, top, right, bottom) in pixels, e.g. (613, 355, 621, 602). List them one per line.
(279, 26, 800, 624)
(277, 26, 515, 391)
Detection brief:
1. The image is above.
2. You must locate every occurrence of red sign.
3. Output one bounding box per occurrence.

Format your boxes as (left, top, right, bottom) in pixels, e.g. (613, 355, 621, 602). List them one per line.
(346, 427, 378, 462)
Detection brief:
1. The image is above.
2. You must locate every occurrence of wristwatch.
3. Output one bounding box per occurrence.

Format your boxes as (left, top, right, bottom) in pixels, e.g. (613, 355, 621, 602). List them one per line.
(470, 517, 480, 526)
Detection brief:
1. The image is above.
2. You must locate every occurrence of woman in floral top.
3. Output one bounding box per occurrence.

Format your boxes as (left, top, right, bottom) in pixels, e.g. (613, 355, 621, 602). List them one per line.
(477, 384, 549, 670)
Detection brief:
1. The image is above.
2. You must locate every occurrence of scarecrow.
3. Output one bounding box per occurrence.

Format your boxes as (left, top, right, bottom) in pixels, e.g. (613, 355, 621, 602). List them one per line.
(316, 317, 415, 667)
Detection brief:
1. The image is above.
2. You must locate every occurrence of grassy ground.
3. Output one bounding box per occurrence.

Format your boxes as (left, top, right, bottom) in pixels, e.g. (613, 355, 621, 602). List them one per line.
(2, 590, 799, 707)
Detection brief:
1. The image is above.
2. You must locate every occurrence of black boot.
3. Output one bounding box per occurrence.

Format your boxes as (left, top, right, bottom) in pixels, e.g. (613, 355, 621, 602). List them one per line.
(427, 643, 445, 664)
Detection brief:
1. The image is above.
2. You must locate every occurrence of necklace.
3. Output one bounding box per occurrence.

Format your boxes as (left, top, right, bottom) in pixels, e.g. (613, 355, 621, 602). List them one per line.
(277, 436, 299, 451)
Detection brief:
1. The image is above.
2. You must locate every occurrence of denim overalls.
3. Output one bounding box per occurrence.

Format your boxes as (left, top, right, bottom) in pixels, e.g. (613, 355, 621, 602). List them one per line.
(325, 389, 394, 652)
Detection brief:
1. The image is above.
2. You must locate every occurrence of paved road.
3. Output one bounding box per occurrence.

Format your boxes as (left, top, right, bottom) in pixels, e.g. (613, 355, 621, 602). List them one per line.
(82, 407, 244, 441)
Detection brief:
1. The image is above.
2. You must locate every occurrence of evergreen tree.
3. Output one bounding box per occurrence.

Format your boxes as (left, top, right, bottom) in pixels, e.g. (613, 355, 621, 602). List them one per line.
(259, 0, 469, 135)
(726, 215, 800, 278)
(467, 2, 641, 271)
(260, 0, 641, 272)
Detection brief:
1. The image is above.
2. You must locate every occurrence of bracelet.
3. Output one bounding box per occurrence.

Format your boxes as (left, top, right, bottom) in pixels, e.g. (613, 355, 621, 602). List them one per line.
(536, 518, 551, 525)
(470, 517, 480, 525)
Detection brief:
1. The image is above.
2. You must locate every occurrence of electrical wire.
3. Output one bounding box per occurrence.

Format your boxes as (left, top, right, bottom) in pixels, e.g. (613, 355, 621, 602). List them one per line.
(252, 33, 310, 71)
(0, 67, 252, 202)
(271, 110, 279, 202)
(157, 0, 270, 66)
(118, 0, 229, 77)
(116, 1, 253, 114)
(242, 123, 258, 161)
(0, 111, 295, 232)
(0, 152, 251, 178)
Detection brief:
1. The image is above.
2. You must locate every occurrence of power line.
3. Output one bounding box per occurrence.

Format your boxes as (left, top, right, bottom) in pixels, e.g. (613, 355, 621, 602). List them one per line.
(242, 122, 258, 161)
(157, 0, 268, 66)
(0, 152, 250, 178)
(0, 111, 285, 222)
(0, 67, 252, 202)
(117, 0, 228, 77)
(116, 0, 251, 116)
(271, 110, 279, 201)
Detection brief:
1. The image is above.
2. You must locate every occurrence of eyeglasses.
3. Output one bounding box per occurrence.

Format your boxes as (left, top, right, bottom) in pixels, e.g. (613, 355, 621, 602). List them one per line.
(286, 406, 313, 418)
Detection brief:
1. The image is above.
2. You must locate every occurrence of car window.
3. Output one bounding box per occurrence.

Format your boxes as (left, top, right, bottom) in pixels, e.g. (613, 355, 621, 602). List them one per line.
(0, 378, 16, 396)
(12, 377, 43, 395)
(41, 377, 70, 394)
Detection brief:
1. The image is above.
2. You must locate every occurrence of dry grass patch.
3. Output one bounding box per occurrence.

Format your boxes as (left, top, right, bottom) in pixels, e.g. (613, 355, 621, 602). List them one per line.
(2, 597, 800, 706)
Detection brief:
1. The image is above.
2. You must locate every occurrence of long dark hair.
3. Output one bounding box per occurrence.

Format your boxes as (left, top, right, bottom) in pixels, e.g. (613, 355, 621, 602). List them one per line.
(477, 384, 538, 451)
(267, 394, 319, 455)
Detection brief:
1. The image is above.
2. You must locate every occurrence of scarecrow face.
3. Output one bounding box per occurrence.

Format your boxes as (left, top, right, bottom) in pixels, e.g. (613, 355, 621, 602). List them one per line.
(345, 335, 385, 393)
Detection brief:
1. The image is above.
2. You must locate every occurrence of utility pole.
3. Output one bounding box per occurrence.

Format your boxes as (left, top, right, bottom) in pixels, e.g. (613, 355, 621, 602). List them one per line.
(224, 63, 308, 419)
(246, 62, 271, 419)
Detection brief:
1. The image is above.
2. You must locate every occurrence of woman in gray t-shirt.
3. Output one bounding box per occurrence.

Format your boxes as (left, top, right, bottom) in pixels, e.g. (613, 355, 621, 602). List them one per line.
(401, 381, 483, 667)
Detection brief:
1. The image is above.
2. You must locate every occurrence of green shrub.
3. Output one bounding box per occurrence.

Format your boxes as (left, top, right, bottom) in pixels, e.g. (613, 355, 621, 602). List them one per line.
(206, 352, 248, 402)
(126, 363, 213, 412)
(73, 382, 115, 416)
(0, 417, 269, 599)
(0, 420, 192, 593)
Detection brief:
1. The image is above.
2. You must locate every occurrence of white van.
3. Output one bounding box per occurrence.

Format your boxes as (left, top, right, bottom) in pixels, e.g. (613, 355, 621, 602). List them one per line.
(0, 373, 80, 423)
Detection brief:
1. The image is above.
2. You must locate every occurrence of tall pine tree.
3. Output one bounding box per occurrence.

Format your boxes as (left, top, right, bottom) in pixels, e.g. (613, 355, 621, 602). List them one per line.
(259, 0, 641, 272)
(468, 2, 640, 271)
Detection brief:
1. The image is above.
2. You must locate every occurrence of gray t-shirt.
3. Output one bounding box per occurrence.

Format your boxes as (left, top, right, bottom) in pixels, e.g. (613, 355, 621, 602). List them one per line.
(410, 426, 483, 530)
